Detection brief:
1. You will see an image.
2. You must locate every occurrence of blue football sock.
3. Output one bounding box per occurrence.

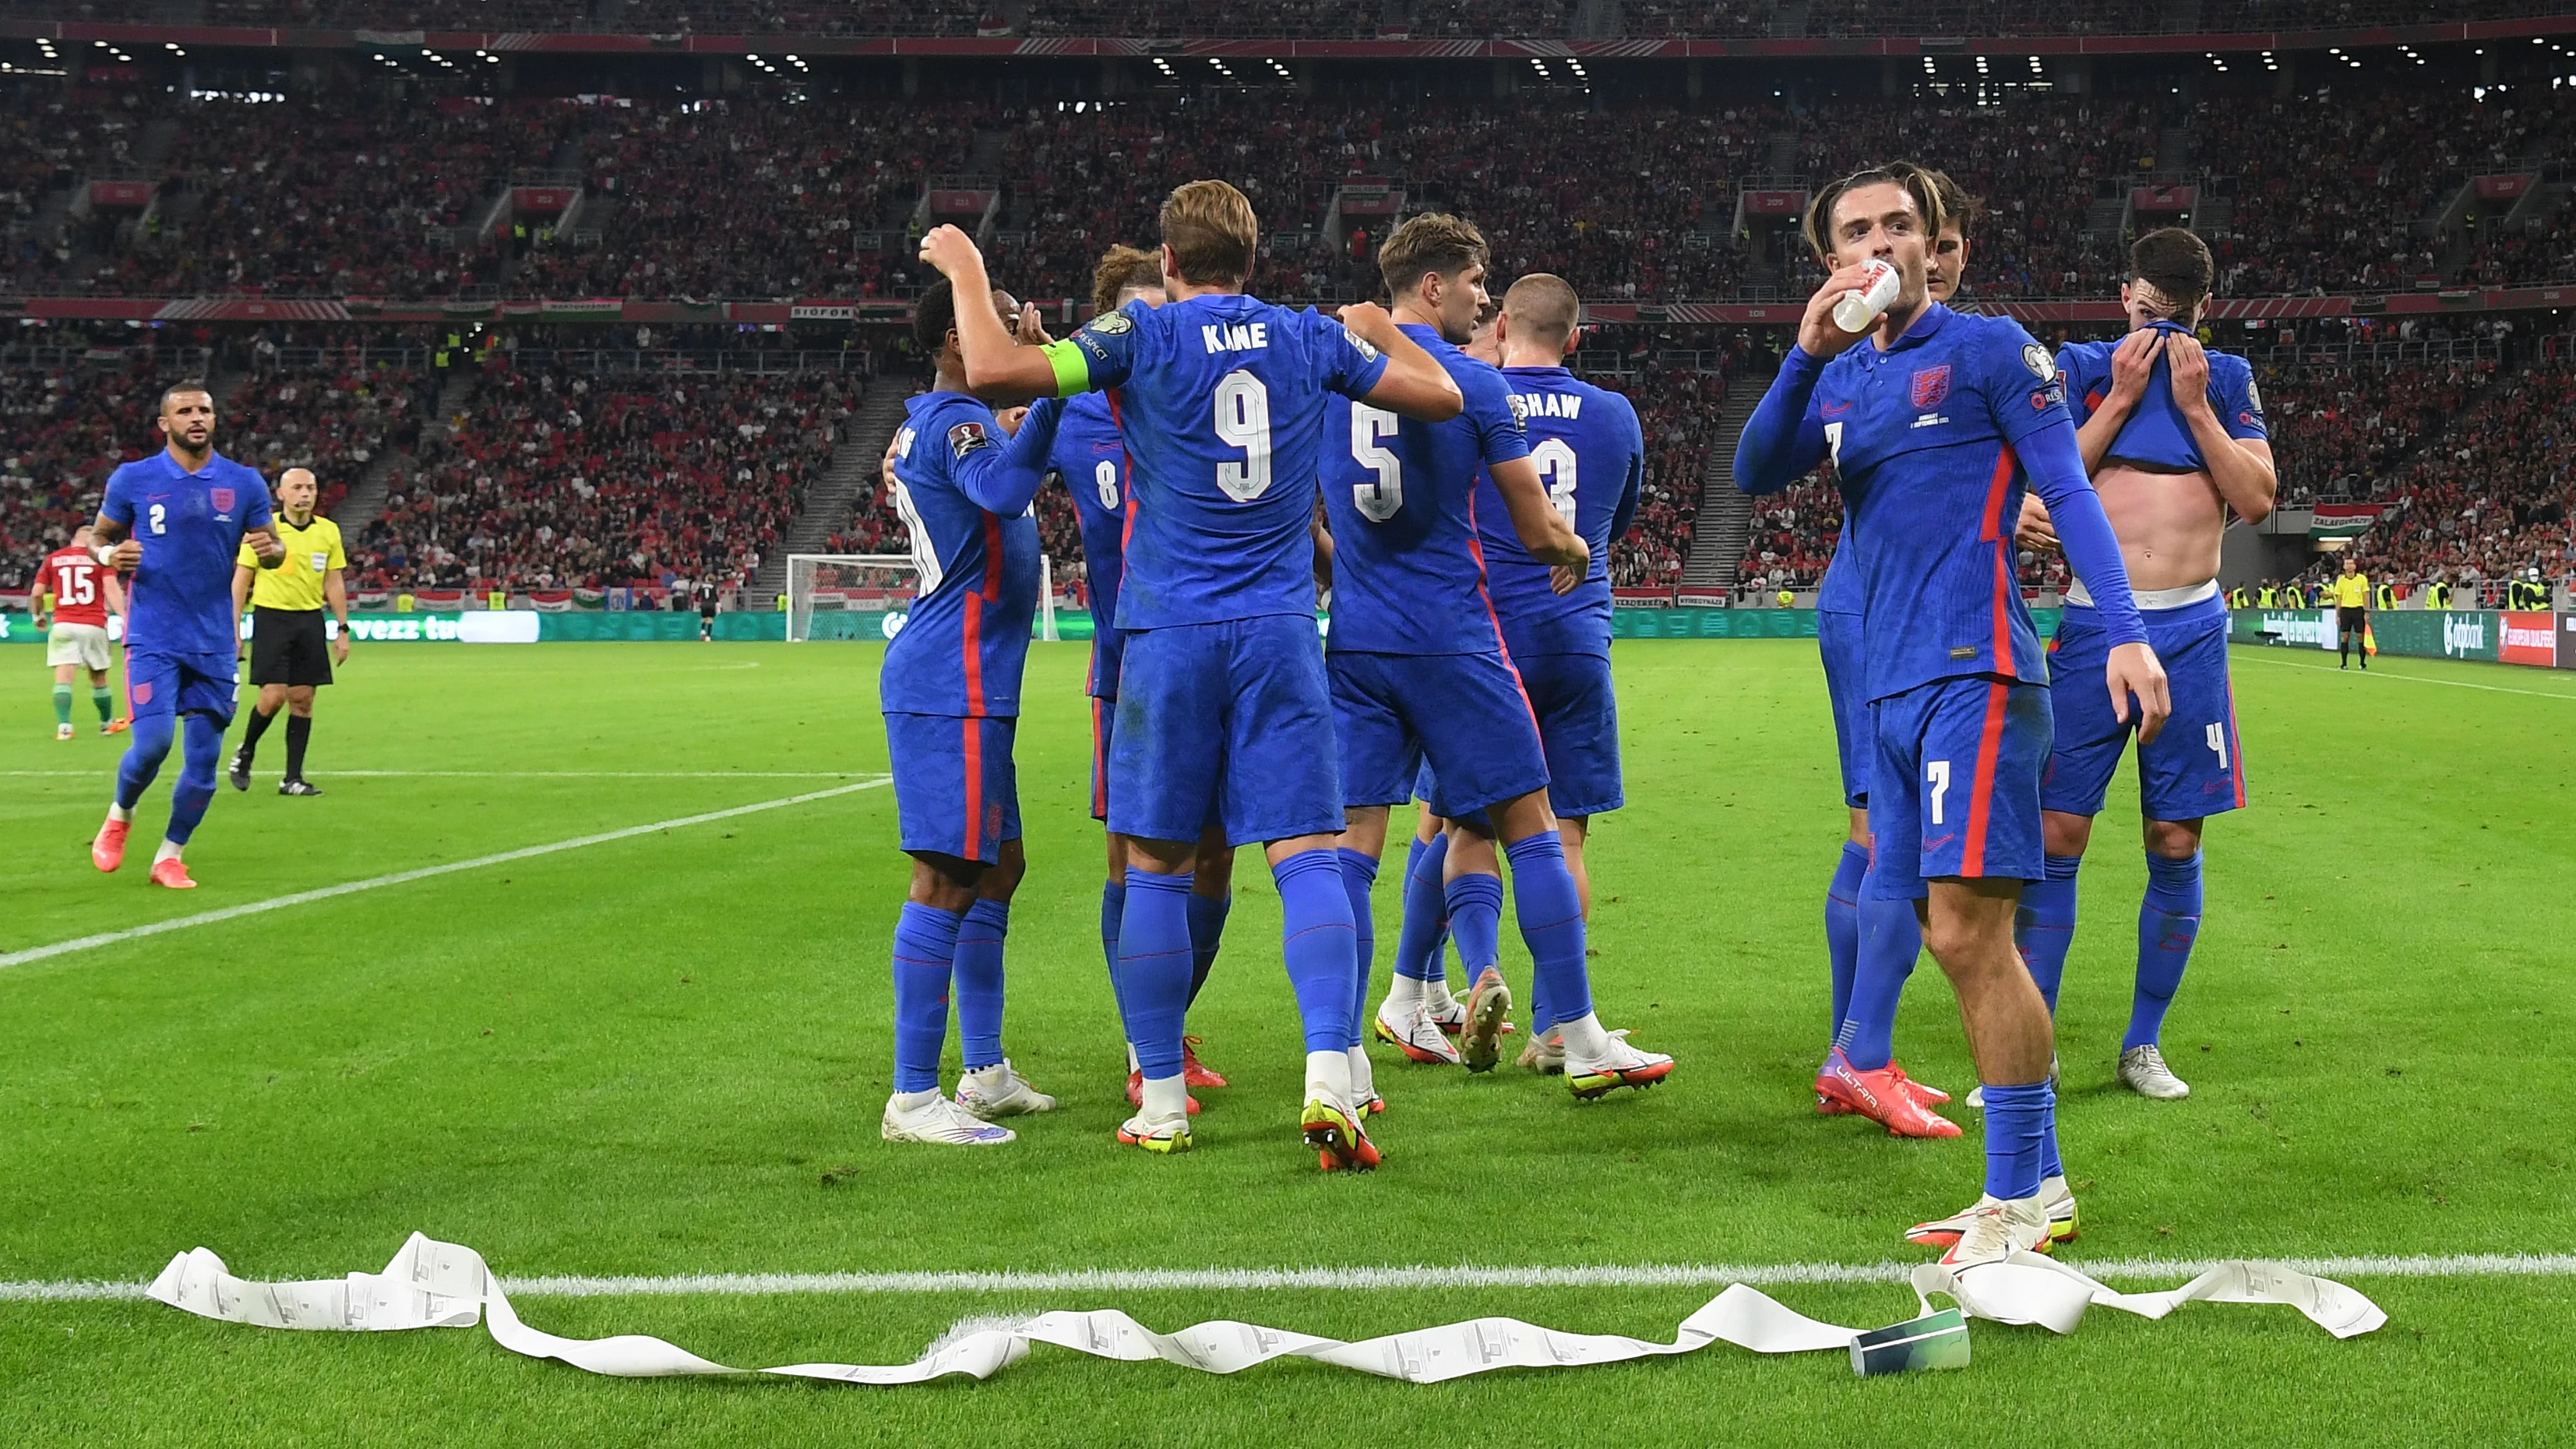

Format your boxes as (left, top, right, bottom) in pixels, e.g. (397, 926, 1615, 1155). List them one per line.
(1272, 848, 1358, 1056)
(1098, 876, 1126, 1006)
(1527, 960, 1555, 1039)
(2015, 854, 2083, 1014)
(1503, 831, 1591, 1026)
(1979, 1081, 2053, 1201)
(1443, 870, 1503, 981)
(1186, 890, 1230, 1007)
(2129, 851, 2204, 1051)
(890, 902, 964, 1094)
(2040, 1111, 2065, 1183)
(1836, 884, 1922, 1073)
(116, 711, 174, 810)
(1393, 830, 1450, 981)
(1824, 839, 1869, 1038)
(1118, 869, 1196, 1080)
(1336, 848, 1380, 1048)
(952, 898, 1010, 1072)
(164, 712, 224, 846)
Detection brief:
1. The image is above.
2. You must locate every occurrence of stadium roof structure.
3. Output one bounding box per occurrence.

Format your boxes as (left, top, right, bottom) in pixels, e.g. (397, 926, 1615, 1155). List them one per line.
(5, 13, 2574, 59)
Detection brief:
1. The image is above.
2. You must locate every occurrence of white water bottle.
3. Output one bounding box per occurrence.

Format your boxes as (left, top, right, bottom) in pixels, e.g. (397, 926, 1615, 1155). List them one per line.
(1831, 259, 1901, 333)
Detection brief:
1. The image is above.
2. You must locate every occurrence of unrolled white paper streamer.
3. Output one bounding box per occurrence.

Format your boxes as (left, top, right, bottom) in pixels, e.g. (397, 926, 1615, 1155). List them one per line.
(144, 1232, 2385, 1385)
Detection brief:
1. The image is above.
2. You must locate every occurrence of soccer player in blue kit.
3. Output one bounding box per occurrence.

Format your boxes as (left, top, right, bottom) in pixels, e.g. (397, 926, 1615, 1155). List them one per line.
(1366, 270, 1667, 1094)
(1320, 220, 1673, 1108)
(1737, 165, 2171, 1267)
(877, 277, 1068, 1148)
(919, 180, 1466, 1169)
(2010, 227, 2274, 1106)
(87, 383, 284, 889)
(1813, 165, 1974, 1140)
(1045, 242, 1239, 1114)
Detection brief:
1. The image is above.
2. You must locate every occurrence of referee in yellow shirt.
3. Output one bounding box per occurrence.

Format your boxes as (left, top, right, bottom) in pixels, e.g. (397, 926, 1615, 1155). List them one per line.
(2331, 556, 2370, 671)
(228, 467, 351, 794)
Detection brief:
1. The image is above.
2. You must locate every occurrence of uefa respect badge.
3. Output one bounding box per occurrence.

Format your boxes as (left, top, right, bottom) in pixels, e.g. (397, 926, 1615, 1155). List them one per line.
(1848, 1305, 1971, 1376)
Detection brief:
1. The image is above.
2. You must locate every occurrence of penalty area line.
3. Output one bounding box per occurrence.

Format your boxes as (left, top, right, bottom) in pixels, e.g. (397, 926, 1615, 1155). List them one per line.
(6, 1251, 2571, 1304)
(0, 777, 890, 972)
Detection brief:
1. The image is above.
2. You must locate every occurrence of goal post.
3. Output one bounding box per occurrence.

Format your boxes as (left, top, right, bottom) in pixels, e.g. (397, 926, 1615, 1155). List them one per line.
(783, 552, 1075, 643)
(784, 554, 918, 642)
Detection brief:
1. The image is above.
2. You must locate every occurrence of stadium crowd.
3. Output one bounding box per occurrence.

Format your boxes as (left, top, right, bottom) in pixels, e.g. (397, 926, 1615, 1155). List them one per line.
(347, 363, 858, 592)
(7, 83, 2572, 309)
(2363, 352, 2576, 597)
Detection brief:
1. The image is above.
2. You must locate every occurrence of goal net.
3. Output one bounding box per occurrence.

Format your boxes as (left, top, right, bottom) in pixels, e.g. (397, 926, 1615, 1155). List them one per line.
(785, 554, 919, 643)
(785, 553, 1064, 643)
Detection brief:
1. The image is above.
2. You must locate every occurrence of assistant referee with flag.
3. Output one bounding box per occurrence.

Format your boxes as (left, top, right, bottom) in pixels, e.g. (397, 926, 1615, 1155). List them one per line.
(229, 467, 350, 794)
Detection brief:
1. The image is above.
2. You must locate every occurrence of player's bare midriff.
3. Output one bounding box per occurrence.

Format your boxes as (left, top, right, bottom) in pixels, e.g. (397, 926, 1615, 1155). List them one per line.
(2091, 458, 2225, 594)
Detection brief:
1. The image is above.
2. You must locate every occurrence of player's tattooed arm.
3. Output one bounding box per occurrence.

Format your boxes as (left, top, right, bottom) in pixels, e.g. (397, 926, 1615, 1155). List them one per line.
(918, 225, 1059, 404)
(2164, 336, 2278, 524)
(245, 526, 287, 569)
(1340, 301, 1463, 422)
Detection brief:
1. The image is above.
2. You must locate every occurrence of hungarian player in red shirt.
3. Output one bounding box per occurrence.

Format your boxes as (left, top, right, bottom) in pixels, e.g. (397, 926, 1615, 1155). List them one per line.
(36, 524, 125, 740)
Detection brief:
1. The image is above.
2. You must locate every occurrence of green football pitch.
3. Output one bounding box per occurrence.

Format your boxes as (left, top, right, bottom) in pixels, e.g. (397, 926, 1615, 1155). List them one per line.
(3, 639, 2571, 1446)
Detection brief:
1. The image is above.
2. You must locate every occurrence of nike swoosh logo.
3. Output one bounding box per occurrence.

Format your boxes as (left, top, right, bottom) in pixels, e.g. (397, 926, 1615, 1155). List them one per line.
(1926, 834, 1958, 851)
(1821, 400, 1854, 417)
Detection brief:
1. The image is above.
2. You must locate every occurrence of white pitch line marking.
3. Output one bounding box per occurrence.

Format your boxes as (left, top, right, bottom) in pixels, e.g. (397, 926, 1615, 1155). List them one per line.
(4, 1252, 2568, 1304)
(2, 770, 873, 780)
(2235, 651, 2576, 700)
(0, 777, 890, 972)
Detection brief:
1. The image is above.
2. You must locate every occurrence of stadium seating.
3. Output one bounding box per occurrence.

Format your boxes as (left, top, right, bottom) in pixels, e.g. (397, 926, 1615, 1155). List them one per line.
(2367, 350, 2575, 596)
(350, 363, 859, 592)
(511, 99, 977, 302)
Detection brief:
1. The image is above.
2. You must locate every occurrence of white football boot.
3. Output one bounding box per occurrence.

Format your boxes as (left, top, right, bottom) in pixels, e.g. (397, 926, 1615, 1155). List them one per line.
(2116, 1044, 2191, 1100)
(1906, 1174, 2078, 1250)
(883, 1091, 1015, 1146)
(954, 1059, 1058, 1120)
(1934, 1193, 2056, 1272)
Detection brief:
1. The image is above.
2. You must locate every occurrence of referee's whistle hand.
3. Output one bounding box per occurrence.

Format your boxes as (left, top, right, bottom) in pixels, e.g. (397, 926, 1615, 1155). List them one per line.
(2107, 640, 2173, 745)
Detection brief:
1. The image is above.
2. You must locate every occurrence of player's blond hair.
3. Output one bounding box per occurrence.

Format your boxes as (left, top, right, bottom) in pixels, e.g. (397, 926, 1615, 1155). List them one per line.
(1159, 180, 1259, 290)
(1377, 213, 1489, 299)
(1090, 244, 1165, 317)
(1502, 273, 1581, 347)
(1801, 163, 1950, 266)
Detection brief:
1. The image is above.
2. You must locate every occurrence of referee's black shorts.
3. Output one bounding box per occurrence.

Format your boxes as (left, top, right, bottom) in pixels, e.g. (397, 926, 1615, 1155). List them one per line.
(2338, 605, 2368, 631)
(249, 606, 333, 687)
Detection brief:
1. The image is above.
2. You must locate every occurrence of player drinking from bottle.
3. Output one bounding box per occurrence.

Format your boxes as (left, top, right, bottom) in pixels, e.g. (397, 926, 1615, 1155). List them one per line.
(1736, 165, 2169, 1267)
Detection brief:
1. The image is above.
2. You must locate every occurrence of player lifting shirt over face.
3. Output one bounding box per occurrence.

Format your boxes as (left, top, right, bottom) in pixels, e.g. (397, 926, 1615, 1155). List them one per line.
(2011, 227, 2276, 1105)
(918, 179, 1464, 1170)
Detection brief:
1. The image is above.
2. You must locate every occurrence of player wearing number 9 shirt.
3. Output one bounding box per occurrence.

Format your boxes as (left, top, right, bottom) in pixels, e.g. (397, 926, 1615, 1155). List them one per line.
(1044, 243, 1239, 1115)
(917, 180, 1464, 1169)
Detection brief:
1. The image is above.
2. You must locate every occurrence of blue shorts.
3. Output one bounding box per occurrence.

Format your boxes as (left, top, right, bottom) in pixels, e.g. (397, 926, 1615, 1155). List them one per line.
(2043, 594, 2245, 822)
(1819, 609, 1869, 808)
(1331, 648, 1551, 820)
(1110, 615, 1342, 848)
(1089, 696, 1112, 823)
(1515, 650, 1623, 819)
(1868, 675, 2053, 899)
(128, 650, 238, 727)
(885, 711, 1020, 865)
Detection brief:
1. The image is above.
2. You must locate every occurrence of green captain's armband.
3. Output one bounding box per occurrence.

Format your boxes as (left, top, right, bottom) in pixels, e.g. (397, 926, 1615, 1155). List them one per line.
(1041, 339, 1091, 398)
